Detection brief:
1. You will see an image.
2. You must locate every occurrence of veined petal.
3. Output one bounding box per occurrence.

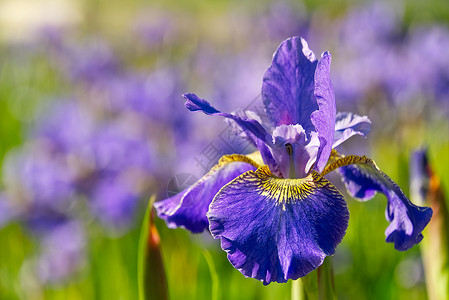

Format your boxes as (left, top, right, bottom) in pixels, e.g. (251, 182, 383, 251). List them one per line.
(333, 112, 371, 148)
(225, 110, 265, 148)
(154, 155, 259, 233)
(183, 93, 271, 145)
(311, 51, 336, 173)
(183, 93, 280, 173)
(326, 152, 433, 251)
(262, 37, 319, 130)
(208, 166, 349, 284)
(255, 140, 283, 178)
(271, 124, 320, 178)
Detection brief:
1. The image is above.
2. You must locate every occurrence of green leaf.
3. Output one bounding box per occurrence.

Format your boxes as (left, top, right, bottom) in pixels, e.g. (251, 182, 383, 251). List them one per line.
(138, 195, 169, 300)
(202, 249, 219, 300)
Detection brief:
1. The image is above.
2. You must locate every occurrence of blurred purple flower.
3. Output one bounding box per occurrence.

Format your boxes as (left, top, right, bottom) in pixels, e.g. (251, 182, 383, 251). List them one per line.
(134, 12, 177, 48)
(89, 176, 139, 230)
(51, 38, 120, 84)
(3, 147, 75, 209)
(36, 220, 86, 284)
(35, 100, 94, 153)
(0, 194, 17, 228)
(258, 2, 308, 40)
(407, 26, 449, 105)
(87, 122, 153, 175)
(338, 2, 400, 51)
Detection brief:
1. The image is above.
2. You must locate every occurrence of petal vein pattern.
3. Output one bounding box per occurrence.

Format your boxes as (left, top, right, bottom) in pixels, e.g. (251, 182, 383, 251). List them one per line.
(262, 37, 318, 130)
(327, 152, 433, 251)
(207, 166, 349, 284)
(311, 51, 336, 173)
(154, 155, 259, 233)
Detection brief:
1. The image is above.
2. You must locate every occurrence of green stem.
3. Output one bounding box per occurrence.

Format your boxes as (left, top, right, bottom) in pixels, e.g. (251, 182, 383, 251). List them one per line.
(291, 279, 305, 300)
(317, 257, 335, 300)
(294, 257, 336, 300)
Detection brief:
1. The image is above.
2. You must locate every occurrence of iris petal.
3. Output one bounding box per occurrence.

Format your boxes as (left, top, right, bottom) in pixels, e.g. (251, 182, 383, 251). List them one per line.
(262, 37, 318, 130)
(326, 153, 433, 251)
(311, 51, 336, 173)
(208, 166, 349, 284)
(154, 155, 259, 233)
(183, 93, 282, 175)
(271, 124, 320, 177)
(183, 93, 271, 144)
(333, 112, 371, 148)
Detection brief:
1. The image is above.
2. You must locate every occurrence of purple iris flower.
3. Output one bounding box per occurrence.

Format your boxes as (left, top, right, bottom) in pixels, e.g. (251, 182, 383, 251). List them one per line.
(155, 36, 432, 284)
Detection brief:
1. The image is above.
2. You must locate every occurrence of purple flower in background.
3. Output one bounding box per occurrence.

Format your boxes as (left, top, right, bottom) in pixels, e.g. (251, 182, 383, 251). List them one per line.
(89, 176, 139, 230)
(3, 146, 75, 210)
(52, 38, 120, 84)
(0, 194, 17, 228)
(36, 100, 94, 153)
(87, 123, 153, 175)
(79, 122, 154, 229)
(36, 220, 86, 284)
(156, 37, 432, 284)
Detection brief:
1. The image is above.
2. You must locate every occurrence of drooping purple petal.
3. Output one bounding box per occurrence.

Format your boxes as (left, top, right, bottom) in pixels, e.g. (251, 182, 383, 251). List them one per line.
(155, 155, 259, 233)
(333, 112, 371, 148)
(224, 110, 265, 148)
(311, 51, 336, 173)
(184, 93, 278, 170)
(337, 156, 432, 251)
(262, 37, 318, 130)
(184, 93, 271, 145)
(208, 166, 349, 284)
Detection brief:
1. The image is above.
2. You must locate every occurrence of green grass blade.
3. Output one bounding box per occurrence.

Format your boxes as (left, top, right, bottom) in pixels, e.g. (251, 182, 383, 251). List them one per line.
(202, 249, 219, 300)
(138, 196, 169, 300)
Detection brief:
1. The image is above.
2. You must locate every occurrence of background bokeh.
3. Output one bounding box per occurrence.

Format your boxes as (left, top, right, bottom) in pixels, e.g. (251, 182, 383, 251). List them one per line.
(1, 0, 448, 299)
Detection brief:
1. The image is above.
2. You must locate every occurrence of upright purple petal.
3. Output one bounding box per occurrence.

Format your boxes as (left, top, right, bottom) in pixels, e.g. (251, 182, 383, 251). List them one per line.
(333, 112, 371, 148)
(335, 155, 432, 250)
(271, 124, 320, 178)
(255, 140, 283, 178)
(311, 52, 336, 173)
(208, 166, 349, 284)
(155, 155, 259, 233)
(262, 37, 319, 130)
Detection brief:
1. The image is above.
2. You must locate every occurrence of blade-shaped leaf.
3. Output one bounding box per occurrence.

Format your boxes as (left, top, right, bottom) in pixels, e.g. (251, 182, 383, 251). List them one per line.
(138, 195, 169, 300)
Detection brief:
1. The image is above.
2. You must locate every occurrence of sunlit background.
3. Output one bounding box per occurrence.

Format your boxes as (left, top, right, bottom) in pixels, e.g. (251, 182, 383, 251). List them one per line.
(1, 0, 448, 299)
